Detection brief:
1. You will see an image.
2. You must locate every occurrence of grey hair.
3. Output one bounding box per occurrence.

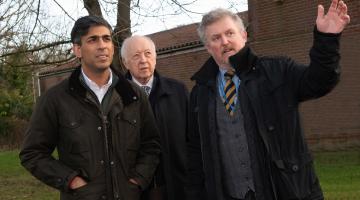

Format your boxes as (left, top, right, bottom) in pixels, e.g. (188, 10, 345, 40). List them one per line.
(197, 8, 245, 44)
(120, 35, 157, 60)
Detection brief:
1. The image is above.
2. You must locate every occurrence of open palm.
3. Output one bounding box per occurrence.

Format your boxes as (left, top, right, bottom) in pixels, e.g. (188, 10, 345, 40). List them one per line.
(316, 0, 350, 34)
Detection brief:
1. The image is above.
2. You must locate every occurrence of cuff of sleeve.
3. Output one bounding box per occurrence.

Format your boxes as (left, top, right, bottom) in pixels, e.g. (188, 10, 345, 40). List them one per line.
(64, 171, 79, 192)
(314, 25, 342, 37)
(132, 176, 147, 191)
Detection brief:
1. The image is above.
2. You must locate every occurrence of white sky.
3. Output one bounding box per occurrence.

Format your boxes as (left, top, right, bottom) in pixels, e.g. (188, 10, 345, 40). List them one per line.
(48, 0, 248, 35)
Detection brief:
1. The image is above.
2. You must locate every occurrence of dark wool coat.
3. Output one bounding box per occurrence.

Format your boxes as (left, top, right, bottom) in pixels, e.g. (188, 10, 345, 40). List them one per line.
(20, 67, 161, 200)
(186, 29, 341, 200)
(127, 71, 189, 200)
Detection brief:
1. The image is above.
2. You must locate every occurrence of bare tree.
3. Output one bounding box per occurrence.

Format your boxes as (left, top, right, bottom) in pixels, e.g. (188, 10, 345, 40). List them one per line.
(0, 0, 74, 71)
(0, 0, 246, 73)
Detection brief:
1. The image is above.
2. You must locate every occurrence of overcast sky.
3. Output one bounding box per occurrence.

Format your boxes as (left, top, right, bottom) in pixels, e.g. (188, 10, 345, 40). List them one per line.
(49, 0, 248, 35)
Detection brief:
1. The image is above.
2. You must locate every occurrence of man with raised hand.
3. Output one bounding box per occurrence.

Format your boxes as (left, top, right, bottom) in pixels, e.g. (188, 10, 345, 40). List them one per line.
(186, 1, 350, 200)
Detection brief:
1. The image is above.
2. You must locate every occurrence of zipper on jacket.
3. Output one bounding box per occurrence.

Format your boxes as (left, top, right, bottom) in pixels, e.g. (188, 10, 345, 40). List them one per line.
(102, 114, 121, 200)
(82, 82, 120, 199)
(154, 175, 157, 188)
(102, 115, 115, 199)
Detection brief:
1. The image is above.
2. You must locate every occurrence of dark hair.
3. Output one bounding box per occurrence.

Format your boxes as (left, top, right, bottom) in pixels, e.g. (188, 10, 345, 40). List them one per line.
(70, 15, 113, 45)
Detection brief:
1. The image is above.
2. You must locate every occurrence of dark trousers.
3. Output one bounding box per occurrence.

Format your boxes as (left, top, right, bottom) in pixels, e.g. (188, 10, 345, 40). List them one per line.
(140, 185, 165, 200)
(227, 190, 256, 200)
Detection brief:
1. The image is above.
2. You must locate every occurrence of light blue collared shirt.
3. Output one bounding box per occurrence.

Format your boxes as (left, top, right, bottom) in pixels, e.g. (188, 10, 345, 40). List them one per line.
(217, 68, 241, 108)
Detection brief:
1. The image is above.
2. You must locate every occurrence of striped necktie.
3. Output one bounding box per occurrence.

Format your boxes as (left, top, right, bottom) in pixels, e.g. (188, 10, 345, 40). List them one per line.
(223, 70, 236, 116)
(141, 86, 151, 96)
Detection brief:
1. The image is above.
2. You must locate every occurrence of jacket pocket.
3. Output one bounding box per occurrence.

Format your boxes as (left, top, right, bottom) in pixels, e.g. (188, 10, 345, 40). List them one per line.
(126, 181, 141, 200)
(126, 148, 138, 171)
(271, 152, 317, 199)
(119, 112, 140, 149)
(70, 182, 105, 200)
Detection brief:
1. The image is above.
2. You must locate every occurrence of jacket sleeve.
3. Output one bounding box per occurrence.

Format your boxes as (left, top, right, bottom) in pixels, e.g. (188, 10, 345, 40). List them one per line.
(185, 85, 206, 200)
(297, 27, 341, 101)
(19, 93, 78, 192)
(132, 90, 161, 189)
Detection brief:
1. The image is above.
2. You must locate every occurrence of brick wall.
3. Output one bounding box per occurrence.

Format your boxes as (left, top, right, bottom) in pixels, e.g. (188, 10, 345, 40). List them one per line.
(246, 0, 360, 150)
(37, 0, 360, 150)
(151, 0, 360, 150)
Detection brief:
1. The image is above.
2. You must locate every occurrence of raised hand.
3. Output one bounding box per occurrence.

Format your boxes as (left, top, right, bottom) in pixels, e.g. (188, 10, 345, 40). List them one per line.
(316, 0, 350, 34)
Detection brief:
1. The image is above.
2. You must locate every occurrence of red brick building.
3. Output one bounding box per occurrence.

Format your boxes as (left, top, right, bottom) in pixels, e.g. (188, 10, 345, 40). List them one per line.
(36, 0, 360, 150)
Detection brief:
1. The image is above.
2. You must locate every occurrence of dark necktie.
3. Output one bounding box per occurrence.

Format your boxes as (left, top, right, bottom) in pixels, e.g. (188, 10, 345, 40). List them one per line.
(223, 70, 236, 116)
(141, 85, 151, 96)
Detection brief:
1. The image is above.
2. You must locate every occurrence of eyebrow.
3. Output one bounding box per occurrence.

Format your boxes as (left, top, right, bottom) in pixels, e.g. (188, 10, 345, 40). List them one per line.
(135, 49, 152, 53)
(86, 34, 111, 40)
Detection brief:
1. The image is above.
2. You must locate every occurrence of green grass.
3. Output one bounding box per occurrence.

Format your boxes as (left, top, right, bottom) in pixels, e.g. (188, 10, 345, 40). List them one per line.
(314, 151, 360, 200)
(0, 150, 59, 200)
(0, 150, 359, 200)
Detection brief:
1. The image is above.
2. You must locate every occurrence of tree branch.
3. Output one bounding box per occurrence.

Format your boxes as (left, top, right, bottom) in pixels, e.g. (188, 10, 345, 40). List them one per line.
(52, 0, 76, 21)
(3, 55, 76, 68)
(29, 0, 41, 41)
(0, 40, 71, 58)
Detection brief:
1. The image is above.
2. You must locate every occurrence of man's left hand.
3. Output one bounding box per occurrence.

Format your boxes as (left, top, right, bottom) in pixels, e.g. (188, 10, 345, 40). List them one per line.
(129, 178, 139, 185)
(316, 0, 351, 34)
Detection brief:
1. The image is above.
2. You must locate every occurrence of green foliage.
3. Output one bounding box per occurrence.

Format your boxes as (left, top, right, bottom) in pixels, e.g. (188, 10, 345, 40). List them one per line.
(0, 45, 34, 138)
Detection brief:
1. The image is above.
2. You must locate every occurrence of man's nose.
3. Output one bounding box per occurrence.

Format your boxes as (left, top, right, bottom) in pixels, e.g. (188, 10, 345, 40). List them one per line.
(220, 35, 229, 45)
(139, 53, 147, 62)
(98, 38, 107, 49)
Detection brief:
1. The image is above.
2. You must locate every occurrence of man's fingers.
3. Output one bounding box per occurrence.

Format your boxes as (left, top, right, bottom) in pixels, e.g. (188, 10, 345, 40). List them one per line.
(129, 178, 139, 185)
(317, 5, 325, 20)
(342, 14, 351, 24)
(338, 1, 350, 25)
(336, 1, 344, 16)
(339, 1, 348, 16)
(330, 0, 338, 11)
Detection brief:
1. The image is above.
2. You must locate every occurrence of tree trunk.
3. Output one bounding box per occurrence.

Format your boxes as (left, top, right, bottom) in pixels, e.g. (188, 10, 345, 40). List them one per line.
(113, 0, 131, 74)
(83, 0, 103, 17)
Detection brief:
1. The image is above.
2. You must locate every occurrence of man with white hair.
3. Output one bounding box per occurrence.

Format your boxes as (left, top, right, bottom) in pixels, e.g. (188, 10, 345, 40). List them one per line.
(121, 35, 188, 200)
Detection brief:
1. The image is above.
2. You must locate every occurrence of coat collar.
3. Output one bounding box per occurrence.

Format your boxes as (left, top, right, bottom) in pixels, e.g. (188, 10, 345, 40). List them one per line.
(229, 44, 258, 74)
(69, 66, 138, 106)
(152, 71, 172, 97)
(191, 45, 258, 84)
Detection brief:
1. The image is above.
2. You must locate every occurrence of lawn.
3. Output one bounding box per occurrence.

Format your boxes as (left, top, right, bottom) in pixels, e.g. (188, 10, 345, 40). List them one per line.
(0, 150, 58, 200)
(314, 150, 360, 200)
(0, 150, 359, 200)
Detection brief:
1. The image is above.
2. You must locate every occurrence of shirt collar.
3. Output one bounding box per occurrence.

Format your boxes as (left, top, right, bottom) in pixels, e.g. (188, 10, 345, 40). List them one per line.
(132, 75, 154, 89)
(81, 68, 113, 103)
(219, 68, 227, 77)
(81, 68, 113, 89)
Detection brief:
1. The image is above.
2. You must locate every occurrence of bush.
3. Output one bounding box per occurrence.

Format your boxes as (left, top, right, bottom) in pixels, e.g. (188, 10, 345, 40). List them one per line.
(0, 47, 34, 148)
(0, 117, 28, 149)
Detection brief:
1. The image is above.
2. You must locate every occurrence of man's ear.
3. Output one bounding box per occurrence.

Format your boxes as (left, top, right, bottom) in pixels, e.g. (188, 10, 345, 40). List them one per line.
(205, 43, 213, 56)
(72, 44, 82, 58)
(122, 58, 129, 70)
(241, 31, 248, 42)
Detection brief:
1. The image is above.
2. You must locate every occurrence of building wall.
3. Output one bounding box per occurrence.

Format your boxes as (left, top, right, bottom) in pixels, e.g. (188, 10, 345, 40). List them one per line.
(153, 0, 360, 150)
(246, 0, 360, 150)
(37, 0, 360, 150)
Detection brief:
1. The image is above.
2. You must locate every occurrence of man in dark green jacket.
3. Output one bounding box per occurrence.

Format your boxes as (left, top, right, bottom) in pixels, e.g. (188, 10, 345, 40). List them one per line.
(20, 16, 161, 200)
(186, 1, 350, 200)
